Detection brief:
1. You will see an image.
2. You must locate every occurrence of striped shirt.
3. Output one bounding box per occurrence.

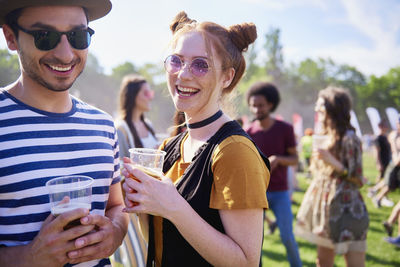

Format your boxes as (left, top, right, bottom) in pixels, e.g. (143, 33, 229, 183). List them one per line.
(0, 89, 120, 267)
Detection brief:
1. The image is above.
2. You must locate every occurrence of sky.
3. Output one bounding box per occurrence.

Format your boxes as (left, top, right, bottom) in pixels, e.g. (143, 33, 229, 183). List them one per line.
(1, 0, 399, 77)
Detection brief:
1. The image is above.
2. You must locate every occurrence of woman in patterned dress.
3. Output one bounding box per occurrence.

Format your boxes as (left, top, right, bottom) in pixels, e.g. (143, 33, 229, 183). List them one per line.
(295, 86, 369, 267)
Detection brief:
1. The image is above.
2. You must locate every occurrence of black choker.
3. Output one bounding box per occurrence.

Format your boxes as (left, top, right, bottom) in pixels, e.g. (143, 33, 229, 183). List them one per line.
(187, 110, 223, 129)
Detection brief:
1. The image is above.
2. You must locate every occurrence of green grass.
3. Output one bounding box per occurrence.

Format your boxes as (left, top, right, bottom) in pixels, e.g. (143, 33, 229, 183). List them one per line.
(262, 151, 400, 266)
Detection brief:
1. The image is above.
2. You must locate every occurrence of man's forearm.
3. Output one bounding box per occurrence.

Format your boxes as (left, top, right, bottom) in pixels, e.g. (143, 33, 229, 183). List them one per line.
(0, 244, 32, 267)
(278, 154, 299, 166)
(105, 204, 129, 248)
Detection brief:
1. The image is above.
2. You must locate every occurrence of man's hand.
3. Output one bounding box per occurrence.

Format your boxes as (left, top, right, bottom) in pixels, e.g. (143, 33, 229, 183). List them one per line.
(268, 155, 279, 171)
(26, 208, 94, 267)
(66, 213, 123, 264)
(66, 181, 128, 265)
(315, 148, 335, 165)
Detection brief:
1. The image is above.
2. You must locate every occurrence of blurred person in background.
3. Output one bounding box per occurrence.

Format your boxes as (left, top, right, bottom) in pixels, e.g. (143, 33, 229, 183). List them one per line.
(121, 11, 270, 266)
(295, 86, 369, 267)
(113, 74, 158, 267)
(367, 119, 392, 197)
(115, 74, 158, 157)
(374, 119, 392, 183)
(383, 200, 400, 247)
(369, 117, 400, 208)
(245, 81, 302, 267)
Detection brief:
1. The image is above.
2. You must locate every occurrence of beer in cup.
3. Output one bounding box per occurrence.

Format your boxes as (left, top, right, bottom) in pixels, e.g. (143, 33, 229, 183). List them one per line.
(46, 175, 93, 229)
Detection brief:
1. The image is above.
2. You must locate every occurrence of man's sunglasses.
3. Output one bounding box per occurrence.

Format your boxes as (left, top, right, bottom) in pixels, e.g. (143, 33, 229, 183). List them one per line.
(164, 54, 210, 77)
(15, 23, 95, 51)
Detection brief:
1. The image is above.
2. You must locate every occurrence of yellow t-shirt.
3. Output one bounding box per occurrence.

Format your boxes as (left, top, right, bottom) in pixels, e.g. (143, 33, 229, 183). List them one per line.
(154, 134, 270, 266)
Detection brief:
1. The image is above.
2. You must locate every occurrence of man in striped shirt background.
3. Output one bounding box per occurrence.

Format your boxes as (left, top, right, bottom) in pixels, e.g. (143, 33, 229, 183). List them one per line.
(0, 1, 129, 266)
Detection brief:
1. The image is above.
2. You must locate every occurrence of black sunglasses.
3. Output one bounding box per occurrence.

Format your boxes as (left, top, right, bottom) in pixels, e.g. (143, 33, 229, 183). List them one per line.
(14, 23, 95, 51)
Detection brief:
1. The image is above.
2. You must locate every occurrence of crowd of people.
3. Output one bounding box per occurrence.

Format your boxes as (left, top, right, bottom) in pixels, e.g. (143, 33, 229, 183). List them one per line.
(368, 118, 400, 247)
(0, 1, 398, 267)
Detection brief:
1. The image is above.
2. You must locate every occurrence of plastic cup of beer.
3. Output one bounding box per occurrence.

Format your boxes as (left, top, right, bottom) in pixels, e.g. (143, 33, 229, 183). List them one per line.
(312, 134, 329, 151)
(46, 175, 93, 229)
(129, 148, 166, 180)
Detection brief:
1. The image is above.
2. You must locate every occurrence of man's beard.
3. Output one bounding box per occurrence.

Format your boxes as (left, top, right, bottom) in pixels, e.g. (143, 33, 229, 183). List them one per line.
(19, 49, 82, 92)
(26, 69, 74, 92)
(256, 112, 269, 121)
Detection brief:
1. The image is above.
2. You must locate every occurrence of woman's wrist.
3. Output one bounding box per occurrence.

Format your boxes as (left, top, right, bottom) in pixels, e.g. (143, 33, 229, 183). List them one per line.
(167, 195, 192, 224)
(340, 166, 348, 177)
(335, 163, 348, 177)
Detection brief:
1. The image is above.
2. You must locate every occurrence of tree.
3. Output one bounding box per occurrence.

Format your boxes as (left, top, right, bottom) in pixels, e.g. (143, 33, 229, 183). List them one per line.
(235, 43, 270, 117)
(0, 49, 19, 86)
(386, 67, 400, 108)
(264, 27, 284, 85)
(111, 61, 136, 82)
(277, 58, 325, 128)
(70, 53, 118, 116)
(85, 53, 104, 74)
(356, 66, 400, 120)
(242, 44, 258, 82)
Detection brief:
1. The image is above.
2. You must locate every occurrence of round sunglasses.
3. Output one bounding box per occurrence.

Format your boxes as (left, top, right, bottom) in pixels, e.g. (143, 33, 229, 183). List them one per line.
(15, 23, 94, 51)
(164, 54, 210, 77)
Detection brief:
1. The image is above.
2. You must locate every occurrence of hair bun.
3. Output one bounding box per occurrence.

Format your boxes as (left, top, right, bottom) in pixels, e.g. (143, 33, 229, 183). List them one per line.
(228, 23, 257, 52)
(170, 11, 196, 34)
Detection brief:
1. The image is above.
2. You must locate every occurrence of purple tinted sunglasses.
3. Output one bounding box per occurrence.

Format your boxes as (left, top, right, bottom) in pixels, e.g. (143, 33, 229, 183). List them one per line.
(164, 54, 210, 77)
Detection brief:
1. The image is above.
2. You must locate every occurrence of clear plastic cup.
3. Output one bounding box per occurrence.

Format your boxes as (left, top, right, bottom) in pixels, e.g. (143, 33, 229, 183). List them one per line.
(46, 175, 93, 229)
(129, 148, 166, 179)
(312, 134, 329, 150)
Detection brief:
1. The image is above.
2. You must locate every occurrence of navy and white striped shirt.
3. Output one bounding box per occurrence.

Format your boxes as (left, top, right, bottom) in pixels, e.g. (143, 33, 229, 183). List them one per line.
(0, 89, 120, 267)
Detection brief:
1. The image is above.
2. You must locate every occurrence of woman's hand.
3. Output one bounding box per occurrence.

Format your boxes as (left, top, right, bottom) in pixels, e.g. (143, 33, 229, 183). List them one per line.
(314, 148, 332, 162)
(121, 158, 184, 221)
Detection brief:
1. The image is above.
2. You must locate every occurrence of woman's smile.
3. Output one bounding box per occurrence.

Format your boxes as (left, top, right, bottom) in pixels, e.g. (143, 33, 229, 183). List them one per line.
(176, 85, 200, 97)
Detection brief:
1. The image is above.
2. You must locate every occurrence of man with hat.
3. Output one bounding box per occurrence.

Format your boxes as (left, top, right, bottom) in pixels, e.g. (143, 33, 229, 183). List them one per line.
(0, 1, 129, 266)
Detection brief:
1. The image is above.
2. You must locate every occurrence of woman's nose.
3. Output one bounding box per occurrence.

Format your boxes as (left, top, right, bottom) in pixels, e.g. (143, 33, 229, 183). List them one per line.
(177, 62, 193, 79)
(145, 89, 154, 100)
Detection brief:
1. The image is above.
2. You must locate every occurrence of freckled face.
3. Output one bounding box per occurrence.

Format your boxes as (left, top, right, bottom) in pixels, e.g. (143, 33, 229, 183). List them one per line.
(166, 31, 227, 117)
(15, 6, 88, 92)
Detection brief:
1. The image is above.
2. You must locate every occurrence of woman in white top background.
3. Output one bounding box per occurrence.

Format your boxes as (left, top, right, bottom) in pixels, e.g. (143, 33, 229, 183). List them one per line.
(116, 74, 159, 157)
(113, 74, 158, 267)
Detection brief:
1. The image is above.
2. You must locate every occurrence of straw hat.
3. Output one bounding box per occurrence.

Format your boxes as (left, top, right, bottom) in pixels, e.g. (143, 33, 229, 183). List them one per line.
(0, 0, 112, 25)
